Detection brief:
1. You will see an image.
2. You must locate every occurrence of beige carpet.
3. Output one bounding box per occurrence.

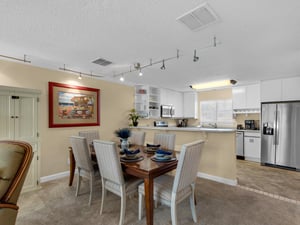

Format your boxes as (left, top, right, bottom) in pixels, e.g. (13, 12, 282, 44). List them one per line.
(16, 175, 300, 225)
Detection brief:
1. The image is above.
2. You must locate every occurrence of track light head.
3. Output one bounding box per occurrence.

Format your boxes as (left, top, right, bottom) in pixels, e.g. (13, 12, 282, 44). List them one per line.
(139, 69, 143, 76)
(193, 50, 199, 62)
(120, 75, 124, 82)
(78, 73, 82, 80)
(160, 60, 166, 70)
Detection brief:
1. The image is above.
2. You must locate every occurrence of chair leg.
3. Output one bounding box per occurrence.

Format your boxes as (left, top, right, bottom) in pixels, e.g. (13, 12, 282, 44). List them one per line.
(75, 168, 81, 197)
(119, 186, 126, 225)
(138, 193, 143, 220)
(170, 196, 178, 225)
(100, 178, 106, 215)
(190, 184, 197, 223)
(88, 172, 94, 206)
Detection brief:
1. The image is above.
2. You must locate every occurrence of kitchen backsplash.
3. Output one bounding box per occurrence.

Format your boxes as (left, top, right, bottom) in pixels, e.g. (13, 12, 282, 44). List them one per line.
(235, 113, 260, 129)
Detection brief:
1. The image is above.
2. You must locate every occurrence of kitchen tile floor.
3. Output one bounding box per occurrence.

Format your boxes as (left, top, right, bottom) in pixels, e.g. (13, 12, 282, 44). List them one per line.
(237, 159, 300, 204)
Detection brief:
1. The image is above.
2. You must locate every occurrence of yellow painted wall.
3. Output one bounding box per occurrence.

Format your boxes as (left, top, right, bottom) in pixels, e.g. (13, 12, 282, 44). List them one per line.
(0, 59, 134, 177)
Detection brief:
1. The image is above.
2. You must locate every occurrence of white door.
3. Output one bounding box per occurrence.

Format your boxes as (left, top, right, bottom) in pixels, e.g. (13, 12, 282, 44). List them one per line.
(0, 88, 40, 192)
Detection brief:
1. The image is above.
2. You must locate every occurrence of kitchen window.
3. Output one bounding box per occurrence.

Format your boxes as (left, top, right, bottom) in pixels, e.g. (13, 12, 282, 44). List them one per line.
(200, 99, 234, 127)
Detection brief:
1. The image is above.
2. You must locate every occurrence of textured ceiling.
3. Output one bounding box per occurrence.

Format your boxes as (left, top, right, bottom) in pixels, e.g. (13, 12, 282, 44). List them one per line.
(1, 0, 300, 91)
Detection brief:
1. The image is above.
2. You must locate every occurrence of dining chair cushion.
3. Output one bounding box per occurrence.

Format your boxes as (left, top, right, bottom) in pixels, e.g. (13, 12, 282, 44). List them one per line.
(138, 175, 192, 205)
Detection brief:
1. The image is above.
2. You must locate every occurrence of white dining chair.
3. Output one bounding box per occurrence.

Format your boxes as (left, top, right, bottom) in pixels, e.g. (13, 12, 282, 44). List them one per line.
(93, 140, 143, 225)
(69, 136, 98, 206)
(138, 140, 204, 225)
(78, 130, 100, 153)
(153, 133, 176, 150)
(129, 131, 146, 146)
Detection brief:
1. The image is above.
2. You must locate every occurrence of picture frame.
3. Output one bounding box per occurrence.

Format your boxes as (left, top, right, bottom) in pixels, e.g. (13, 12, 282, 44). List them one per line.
(48, 82, 100, 128)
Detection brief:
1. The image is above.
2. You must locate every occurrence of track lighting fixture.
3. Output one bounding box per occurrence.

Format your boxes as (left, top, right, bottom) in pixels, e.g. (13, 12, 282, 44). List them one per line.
(160, 60, 166, 70)
(120, 74, 124, 82)
(139, 69, 143, 76)
(193, 49, 199, 62)
(78, 72, 82, 80)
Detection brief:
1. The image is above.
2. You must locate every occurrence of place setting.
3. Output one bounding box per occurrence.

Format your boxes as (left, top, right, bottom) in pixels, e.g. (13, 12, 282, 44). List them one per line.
(151, 149, 176, 162)
(120, 148, 144, 163)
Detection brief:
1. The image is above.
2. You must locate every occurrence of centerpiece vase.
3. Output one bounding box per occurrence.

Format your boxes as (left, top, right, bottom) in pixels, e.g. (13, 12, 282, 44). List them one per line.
(121, 138, 129, 152)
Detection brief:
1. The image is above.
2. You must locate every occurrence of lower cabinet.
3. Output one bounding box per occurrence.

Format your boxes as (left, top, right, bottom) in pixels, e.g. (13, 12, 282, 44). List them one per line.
(244, 132, 261, 162)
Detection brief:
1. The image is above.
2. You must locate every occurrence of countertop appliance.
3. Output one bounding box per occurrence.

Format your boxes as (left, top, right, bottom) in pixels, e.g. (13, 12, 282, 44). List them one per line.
(245, 120, 259, 130)
(261, 102, 300, 171)
(154, 121, 168, 127)
(236, 131, 244, 159)
(161, 105, 175, 118)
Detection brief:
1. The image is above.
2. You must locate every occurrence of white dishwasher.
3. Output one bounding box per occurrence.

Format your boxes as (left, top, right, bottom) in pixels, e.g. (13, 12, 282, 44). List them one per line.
(244, 131, 261, 162)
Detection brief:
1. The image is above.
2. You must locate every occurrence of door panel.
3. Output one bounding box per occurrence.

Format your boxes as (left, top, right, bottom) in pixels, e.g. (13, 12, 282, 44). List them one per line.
(261, 103, 276, 164)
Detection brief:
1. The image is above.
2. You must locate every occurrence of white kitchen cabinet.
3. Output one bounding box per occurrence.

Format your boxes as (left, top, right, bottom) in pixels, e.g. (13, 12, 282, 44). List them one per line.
(282, 77, 300, 101)
(160, 88, 183, 117)
(261, 79, 282, 102)
(232, 86, 246, 109)
(183, 92, 198, 118)
(135, 85, 160, 118)
(244, 131, 261, 162)
(261, 77, 300, 102)
(232, 84, 260, 110)
(0, 87, 40, 192)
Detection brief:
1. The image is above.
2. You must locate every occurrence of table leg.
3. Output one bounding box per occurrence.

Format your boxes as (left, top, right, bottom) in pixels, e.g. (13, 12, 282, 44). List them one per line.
(69, 147, 75, 186)
(144, 177, 154, 225)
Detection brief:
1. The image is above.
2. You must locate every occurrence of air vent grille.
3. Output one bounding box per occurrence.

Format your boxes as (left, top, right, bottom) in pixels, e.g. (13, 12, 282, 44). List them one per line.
(176, 3, 219, 31)
(92, 58, 112, 66)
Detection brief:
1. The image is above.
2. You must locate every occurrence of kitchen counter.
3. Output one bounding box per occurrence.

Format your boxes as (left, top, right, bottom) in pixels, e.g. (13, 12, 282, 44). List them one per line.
(136, 126, 236, 133)
(131, 126, 237, 185)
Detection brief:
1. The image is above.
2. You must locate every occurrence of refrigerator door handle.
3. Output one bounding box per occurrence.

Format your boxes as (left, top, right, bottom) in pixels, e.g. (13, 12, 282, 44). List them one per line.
(273, 111, 277, 145)
(276, 110, 280, 146)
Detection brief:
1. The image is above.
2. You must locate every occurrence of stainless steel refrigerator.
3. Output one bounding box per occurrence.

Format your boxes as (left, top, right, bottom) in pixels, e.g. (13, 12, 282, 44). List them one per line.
(261, 102, 300, 171)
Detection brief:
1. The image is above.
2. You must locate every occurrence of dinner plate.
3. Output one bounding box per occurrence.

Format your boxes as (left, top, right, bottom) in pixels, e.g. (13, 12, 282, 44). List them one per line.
(151, 156, 176, 162)
(120, 155, 144, 163)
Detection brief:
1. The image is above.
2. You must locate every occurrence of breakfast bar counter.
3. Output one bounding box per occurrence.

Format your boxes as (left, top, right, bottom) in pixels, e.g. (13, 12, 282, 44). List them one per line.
(131, 126, 237, 185)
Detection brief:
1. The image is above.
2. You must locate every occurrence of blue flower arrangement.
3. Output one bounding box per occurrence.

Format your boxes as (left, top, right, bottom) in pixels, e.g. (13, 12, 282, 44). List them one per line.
(114, 128, 131, 139)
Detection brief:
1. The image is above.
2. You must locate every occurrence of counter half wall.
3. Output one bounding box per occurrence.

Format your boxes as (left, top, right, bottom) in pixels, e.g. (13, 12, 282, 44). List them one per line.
(131, 126, 237, 186)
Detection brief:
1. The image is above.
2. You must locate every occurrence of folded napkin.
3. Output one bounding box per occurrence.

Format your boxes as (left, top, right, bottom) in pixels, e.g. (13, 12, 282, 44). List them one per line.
(156, 149, 172, 155)
(146, 143, 161, 148)
(124, 148, 140, 155)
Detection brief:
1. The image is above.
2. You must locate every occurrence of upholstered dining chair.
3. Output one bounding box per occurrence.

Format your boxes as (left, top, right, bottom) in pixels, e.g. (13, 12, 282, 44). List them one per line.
(129, 131, 146, 146)
(153, 133, 176, 150)
(93, 140, 143, 225)
(0, 140, 33, 225)
(138, 140, 204, 225)
(69, 136, 98, 206)
(78, 130, 100, 153)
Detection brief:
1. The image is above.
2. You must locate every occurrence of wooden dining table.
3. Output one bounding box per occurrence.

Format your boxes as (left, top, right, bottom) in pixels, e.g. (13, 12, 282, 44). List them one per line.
(68, 144, 178, 225)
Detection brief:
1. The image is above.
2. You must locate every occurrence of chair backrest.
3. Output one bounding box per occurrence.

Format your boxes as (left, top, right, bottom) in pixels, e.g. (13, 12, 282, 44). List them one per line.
(69, 136, 94, 172)
(153, 133, 176, 150)
(0, 140, 33, 204)
(93, 140, 124, 185)
(129, 131, 145, 146)
(78, 130, 99, 152)
(172, 140, 204, 194)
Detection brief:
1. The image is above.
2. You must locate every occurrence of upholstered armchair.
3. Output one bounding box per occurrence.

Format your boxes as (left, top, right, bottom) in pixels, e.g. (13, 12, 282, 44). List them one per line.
(0, 140, 33, 225)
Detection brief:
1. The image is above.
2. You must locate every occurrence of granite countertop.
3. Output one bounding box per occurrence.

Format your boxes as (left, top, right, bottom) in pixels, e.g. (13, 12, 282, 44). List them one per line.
(132, 126, 236, 133)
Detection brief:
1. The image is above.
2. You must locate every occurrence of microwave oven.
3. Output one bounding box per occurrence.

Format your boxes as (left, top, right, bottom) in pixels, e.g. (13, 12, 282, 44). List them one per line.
(161, 105, 175, 118)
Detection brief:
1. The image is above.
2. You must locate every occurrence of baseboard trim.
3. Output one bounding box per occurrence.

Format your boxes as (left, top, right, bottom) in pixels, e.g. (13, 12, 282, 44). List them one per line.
(41, 170, 237, 186)
(40, 171, 70, 183)
(197, 172, 237, 186)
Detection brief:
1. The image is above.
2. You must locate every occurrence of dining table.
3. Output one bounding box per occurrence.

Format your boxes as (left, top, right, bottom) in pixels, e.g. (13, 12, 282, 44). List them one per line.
(68, 144, 178, 225)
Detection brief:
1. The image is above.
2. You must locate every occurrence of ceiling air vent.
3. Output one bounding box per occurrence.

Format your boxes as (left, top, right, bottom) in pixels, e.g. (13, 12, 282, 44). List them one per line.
(92, 58, 112, 66)
(176, 3, 219, 31)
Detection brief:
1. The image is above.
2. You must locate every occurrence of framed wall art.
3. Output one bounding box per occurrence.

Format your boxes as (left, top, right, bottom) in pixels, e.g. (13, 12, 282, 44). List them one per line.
(48, 82, 100, 127)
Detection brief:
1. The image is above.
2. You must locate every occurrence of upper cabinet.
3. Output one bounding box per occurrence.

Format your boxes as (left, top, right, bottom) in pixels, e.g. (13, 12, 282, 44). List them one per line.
(183, 92, 198, 118)
(232, 84, 260, 112)
(135, 85, 160, 118)
(160, 88, 183, 118)
(261, 77, 300, 102)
